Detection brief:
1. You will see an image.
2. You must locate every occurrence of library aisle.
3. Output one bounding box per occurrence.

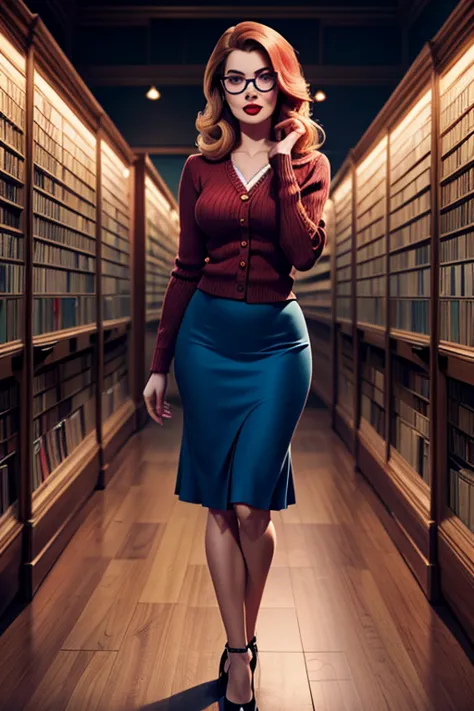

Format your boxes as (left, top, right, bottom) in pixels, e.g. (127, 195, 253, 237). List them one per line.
(0, 385, 473, 711)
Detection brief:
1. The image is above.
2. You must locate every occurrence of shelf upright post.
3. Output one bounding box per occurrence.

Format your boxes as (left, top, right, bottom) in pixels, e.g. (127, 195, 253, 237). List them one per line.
(96, 120, 104, 486)
(428, 39, 442, 600)
(350, 150, 359, 463)
(20, 16, 39, 597)
(384, 127, 391, 461)
(132, 154, 147, 429)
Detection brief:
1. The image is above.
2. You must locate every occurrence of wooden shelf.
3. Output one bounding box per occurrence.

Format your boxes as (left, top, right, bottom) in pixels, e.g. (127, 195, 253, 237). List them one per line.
(324, 0, 474, 644)
(0, 7, 178, 618)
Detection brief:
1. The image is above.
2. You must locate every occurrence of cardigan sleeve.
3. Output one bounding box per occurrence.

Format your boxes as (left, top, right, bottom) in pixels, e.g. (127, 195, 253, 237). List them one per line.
(149, 155, 207, 375)
(269, 151, 331, 271)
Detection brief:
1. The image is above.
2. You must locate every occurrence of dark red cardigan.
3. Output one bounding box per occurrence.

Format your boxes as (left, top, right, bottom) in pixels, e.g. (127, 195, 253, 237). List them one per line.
(150, 149, 331, 374)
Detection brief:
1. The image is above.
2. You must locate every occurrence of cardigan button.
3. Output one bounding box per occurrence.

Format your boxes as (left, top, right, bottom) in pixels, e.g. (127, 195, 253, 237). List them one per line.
(237, 284, 244, 292)
(239, 261, 246, 268)
(240, 194, 249, 201)
(241, 240, 247, 247)
(240, 217, 245, 223)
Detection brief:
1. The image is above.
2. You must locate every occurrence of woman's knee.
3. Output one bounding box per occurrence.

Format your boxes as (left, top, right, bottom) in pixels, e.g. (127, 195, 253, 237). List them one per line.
(208, 507, 238, 533)
(233, 503, 271, 539)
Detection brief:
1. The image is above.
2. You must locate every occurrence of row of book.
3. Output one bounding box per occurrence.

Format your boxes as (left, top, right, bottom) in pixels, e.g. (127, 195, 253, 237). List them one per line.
(0, 297, 21, 343)
(32, 295, 95, 334)
(33, 215, 95, 254)
(390, 268, 430, 296)
(33, 267, 95, 294)
(338, 333, 354, 414)
(441, 125, 473, 172)
(0, 262, 23, 293)
(34, 240, 94, 271)
(360, 345, 385, 438)
(449, 463, 474, 532)
(0, 87, 24, 131)
(448, 378, 474, 533)
(0, 175, 23, 205)
(440, 230, 474, 262)
(102, 338, 129, 420)
(440, 73, 474, 131)
(33, 351, 95, 440)
(32, 397, 96, 492)
(34, 90, 96, 181)
(33, 147, 96, 205)
(390, 356, 430, 481)
(390, 243, 430, 270)
(391, 412, 430, 482)
(0, 378, 19, 515)
(0, 451, 16, 516)
(439, 299, 473, 346)
(102, 260, 129, 279)
(0, 113, 25, 153)
(390, 159, 430, 212)
(441, 165, 474, 207)
(33, 191, 96, 236)
(389, 213, 430, 252)
(1, 145, 24, 182)
(440, 195, 474, 235)
(100, 140, 131, 322)
(333, 177, 352, 326)
(440, 262, 474, 296)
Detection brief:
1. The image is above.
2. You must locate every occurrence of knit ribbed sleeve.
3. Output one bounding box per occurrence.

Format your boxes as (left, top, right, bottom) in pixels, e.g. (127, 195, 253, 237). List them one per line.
(269, 151, 331, 271)
(149, 155, 207, 374)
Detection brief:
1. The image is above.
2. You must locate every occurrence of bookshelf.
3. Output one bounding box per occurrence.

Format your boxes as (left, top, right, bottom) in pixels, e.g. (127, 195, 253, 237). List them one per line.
(356, 137, 387, 330)
(131, 155, 179, 429)
(296, 201, 333, 407)
(389, 91, 432, 339)
(0, 22, 27, 616)
(333, 173, 353, 324)
(0, 3, 175, 616)
(144, 170, 179, 324)
(99, 140, 135, 480)
(325, 0, 474, 645)
(0, 36, 25, 350)
(439, 41, 474, 351)
(33, 71, 97, 337)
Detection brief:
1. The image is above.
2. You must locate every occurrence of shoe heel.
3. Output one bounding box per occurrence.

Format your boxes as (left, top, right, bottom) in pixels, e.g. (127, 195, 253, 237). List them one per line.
(221, 643, 257, 711)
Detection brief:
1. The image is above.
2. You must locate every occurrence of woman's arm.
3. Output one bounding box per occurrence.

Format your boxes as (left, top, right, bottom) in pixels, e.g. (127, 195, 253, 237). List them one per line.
(269, 151, 331, 271)
(149, 154, 207, 374)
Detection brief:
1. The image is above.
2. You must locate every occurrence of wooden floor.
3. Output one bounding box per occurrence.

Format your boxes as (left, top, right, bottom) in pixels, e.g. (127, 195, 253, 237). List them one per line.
(1, 386, 474, 711)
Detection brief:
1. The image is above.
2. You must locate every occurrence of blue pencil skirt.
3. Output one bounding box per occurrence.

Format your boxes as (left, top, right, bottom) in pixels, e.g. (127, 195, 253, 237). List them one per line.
(173, 288, 312, 511)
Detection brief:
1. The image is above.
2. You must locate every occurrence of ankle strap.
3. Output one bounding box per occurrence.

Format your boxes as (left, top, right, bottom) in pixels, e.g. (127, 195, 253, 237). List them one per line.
(225, 642, 250, 653)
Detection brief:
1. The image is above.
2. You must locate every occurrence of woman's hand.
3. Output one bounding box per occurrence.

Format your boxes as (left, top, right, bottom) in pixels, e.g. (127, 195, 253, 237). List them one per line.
(143, 373, 173, 426)
(268, 117, 305, 159)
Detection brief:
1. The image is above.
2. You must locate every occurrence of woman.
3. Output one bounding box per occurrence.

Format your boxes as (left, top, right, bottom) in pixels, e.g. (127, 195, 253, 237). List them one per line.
(143, 21, 330, 711)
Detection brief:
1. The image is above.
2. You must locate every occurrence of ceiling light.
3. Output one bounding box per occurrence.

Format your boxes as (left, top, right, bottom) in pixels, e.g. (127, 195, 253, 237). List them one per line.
(146, 85, 160, 100)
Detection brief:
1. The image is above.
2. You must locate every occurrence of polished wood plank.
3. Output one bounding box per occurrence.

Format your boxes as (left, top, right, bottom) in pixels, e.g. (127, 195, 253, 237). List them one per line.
(0, 397, 473, 711)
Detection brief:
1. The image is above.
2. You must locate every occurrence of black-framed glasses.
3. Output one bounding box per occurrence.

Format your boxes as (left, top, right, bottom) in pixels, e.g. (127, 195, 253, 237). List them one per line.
(220, 71, 278, 95)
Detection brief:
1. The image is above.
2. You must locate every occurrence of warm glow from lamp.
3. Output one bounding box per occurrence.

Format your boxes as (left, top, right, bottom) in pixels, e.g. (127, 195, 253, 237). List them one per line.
(314, 90, 326, 102)
(146, 85, 160, 100)
(123, 168, 130, 178)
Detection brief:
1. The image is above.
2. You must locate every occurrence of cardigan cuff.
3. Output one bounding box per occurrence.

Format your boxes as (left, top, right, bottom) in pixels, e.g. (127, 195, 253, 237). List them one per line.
(269, 152, 299, 189)
(150, 347, 172, 375)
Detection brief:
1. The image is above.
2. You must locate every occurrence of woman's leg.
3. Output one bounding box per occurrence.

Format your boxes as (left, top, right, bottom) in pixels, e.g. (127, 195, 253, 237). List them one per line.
(234, 504, 276, 643)
(205, 508, 253, 703)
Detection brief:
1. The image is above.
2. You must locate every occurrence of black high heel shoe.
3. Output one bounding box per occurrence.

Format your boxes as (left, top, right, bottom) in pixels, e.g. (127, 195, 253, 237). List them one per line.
(219, 643, 258, 711)
(219, 635, 258, 688)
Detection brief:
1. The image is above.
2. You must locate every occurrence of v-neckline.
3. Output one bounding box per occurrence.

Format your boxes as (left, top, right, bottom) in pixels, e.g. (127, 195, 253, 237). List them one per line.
(225, 156, 272, 198)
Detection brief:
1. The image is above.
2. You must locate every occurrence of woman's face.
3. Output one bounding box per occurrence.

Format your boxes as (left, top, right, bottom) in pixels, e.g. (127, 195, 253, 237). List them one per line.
(221, 49, 279, 125)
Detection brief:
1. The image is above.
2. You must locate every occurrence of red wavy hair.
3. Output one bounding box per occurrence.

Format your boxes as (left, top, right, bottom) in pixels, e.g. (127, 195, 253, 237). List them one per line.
(195, 21, 326, 161)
